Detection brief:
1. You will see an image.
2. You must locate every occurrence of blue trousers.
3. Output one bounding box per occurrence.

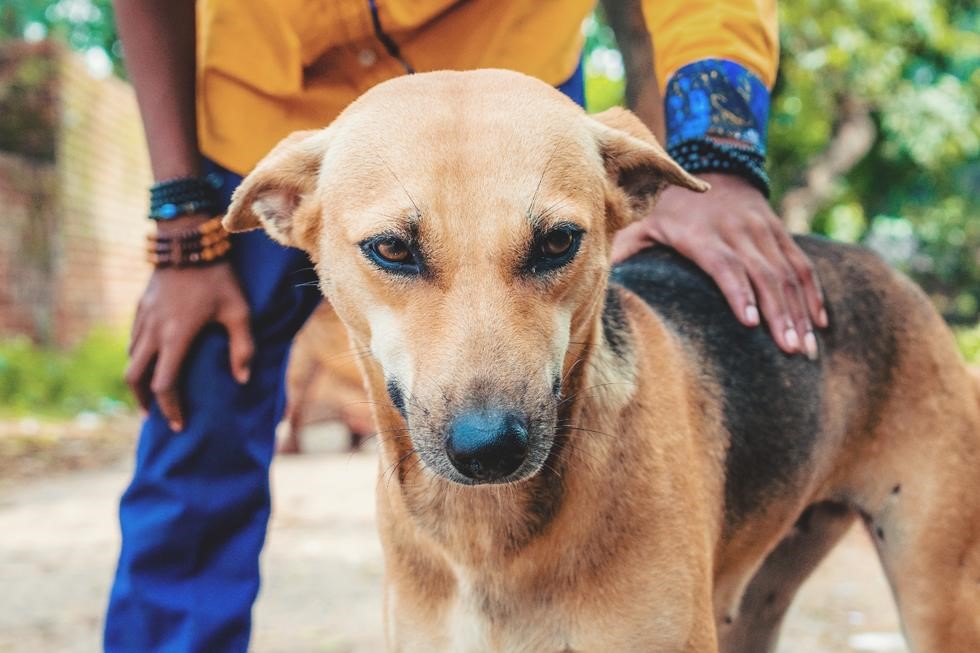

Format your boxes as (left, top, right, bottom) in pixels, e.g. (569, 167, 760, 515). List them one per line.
(104, 65, 585, 652)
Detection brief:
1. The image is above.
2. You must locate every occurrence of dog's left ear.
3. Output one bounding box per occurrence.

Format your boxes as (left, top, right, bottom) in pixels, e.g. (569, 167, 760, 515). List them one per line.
(589, 107, 709, 227)
(223, 128, 332, 253)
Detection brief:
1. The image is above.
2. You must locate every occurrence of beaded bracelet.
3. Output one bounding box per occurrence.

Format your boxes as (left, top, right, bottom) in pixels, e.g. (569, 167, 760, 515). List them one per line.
(668, 137, 771, 198)
(146, 216, 231, 267)
(149, 175, 223, 220)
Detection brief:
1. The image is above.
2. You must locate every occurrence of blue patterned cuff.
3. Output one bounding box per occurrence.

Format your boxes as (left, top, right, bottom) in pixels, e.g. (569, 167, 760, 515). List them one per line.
(664, 59, 770, 156)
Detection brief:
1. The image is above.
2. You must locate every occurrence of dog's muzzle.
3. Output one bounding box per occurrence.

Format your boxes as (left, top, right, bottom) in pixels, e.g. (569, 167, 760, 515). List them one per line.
(445, 409, 529, 482)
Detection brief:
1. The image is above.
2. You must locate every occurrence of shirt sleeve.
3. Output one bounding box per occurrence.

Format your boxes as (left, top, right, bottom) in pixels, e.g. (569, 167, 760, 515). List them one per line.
(640, 0, 778, 155)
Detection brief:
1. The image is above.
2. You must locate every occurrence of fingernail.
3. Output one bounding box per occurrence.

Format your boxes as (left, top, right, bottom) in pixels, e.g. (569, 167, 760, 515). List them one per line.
(169, 421, 182, 432)
(784, 327, 800, 351)
(237, 367, 251, 384)
(819, 309, 829, 328)
(804, 331, 819, 360)
(744, 305, 760, 326)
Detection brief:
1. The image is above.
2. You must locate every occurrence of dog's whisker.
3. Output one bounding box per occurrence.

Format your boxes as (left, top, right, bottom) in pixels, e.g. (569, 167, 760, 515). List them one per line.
(318, 346, 373, 363)
(558, 424, 617, 439)
(379, 447, 418, 492)
(294, 280, 322, 290)
(557, 381, 634, 408)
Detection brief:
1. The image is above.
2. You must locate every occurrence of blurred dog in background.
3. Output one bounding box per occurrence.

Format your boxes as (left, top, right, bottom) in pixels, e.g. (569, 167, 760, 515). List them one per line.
(279, 302, 373, 454)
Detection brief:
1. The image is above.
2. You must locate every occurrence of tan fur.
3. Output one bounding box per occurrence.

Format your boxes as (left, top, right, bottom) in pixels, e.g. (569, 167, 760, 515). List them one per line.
(225, 70, 980, 652)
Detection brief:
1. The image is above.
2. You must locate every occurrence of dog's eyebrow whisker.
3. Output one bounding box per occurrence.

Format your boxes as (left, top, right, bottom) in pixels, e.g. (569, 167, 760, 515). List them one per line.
(535, 198, 571, 226)
(526, 141, 562, 223)
(374, 152, 422, 219)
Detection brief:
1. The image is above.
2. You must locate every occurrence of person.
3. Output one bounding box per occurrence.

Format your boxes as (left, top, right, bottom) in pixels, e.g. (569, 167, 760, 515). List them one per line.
(106, 0, 826, 650)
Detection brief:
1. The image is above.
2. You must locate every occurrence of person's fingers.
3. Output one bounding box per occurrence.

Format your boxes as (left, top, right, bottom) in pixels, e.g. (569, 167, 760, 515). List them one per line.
(773, 225, 828, 330)
(610, 220, 656, 264)
(741, 248, 803, 355)
(746, 223, 813, 357)
(220, 304, 254, 385)
(693, 243, 759, 327)
(150, 329, 193, 432)
(125, 337, 156, 413)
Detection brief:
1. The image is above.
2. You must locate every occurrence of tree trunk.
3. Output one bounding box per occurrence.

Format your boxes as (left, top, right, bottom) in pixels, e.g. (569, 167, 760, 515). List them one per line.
(780, 97, 876, 232)
(599, 0, 665, 142)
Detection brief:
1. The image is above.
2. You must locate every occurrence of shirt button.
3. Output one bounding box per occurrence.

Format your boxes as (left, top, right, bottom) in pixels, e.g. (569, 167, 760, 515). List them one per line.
(358, 48, 377, 68)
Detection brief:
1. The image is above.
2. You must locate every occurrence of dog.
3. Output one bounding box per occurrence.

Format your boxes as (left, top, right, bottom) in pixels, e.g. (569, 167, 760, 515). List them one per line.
(224, 70, 980, 652)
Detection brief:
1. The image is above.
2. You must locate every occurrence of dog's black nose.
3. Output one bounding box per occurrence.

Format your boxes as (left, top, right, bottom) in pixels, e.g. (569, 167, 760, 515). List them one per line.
(445, 410, 529, 482)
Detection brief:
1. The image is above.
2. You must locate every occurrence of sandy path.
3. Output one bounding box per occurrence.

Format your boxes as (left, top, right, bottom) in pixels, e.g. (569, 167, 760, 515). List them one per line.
(0, 439, 907, 653)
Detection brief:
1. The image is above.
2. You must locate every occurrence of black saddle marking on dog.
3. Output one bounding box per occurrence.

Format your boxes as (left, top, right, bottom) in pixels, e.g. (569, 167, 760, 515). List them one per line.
(601, 285, 630, 359)
(796, 239, 900, 436)
(611, 243, 822, 524)
(611, 236, 902, 526)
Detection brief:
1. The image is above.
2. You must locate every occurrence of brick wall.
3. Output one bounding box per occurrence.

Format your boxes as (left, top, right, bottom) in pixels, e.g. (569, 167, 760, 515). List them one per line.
(52, 48, 152, 346)
(0, 41, 152, 346)
(0, 153, 57, 339)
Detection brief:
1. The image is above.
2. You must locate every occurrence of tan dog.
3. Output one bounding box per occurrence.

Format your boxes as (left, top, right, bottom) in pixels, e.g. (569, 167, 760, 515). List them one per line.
(224, 70, 980, 652)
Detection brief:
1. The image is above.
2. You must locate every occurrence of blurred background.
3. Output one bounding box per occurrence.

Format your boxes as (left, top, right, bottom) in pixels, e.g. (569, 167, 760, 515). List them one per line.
(0, 1, 977, 652)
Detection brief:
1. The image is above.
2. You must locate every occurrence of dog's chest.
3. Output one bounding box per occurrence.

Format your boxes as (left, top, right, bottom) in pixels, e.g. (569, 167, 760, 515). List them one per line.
(442, 570, 577, 653)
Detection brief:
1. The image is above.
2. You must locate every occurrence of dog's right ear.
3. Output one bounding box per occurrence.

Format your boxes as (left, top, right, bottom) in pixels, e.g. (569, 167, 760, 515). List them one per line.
(588, 107, 709, 229)
(223, 128, 332, 252)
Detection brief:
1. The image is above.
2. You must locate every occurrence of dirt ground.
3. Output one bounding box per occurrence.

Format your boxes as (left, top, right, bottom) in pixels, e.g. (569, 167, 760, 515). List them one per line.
(0, 422, 909, 653)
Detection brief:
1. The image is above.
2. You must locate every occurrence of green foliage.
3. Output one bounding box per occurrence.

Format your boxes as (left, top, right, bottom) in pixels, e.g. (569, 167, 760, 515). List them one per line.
(0, 0, 122, 77)
(773, 0, 979, 322)
(955, 323, 980, 364)
(0, 330, 133, 417)
(583, 11, 626, 112)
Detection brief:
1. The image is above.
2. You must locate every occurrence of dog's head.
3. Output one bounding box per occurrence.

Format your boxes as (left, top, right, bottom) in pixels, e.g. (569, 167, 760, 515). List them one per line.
(226, 70, 705, 486)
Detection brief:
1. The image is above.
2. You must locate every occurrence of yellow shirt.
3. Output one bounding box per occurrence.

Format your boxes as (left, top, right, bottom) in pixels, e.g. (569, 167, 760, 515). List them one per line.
(197, 0, 778, 175)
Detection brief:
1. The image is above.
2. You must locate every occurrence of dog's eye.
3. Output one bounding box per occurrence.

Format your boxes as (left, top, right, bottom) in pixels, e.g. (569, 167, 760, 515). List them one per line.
(375, 238, 412, 264)
(540, 229, 573, 258)
(361, 235, 422, 275)
(526, 225, 584, 275)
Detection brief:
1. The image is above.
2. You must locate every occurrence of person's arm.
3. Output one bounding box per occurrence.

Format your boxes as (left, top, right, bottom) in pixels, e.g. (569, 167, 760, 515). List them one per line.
(612, 0, 826, 359)
(115, 0, 253, 431)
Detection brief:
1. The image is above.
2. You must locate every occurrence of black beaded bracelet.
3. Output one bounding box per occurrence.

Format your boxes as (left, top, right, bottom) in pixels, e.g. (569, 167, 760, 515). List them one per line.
(149, 175, 223, 220)
(667, 138, 771, 198)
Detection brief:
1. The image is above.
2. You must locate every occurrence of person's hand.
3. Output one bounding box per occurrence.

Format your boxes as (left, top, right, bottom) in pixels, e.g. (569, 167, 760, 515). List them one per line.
(611, 172, 827, 358)
(126, 214, 254, 431)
